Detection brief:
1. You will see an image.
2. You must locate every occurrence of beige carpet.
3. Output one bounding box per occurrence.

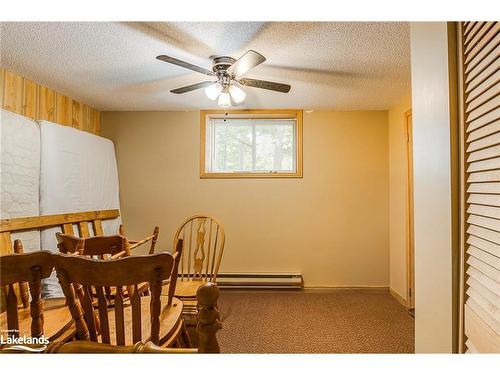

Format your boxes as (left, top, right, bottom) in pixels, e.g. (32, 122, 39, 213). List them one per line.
(216, 291, 414, 353)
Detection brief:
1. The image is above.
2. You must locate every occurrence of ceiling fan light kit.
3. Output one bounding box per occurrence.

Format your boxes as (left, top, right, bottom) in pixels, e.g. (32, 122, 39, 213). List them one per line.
(229, 85, 246, 104)
(205, 82, 222, 100)
(156, 50, 291, 108)
(218, 90, 232, 108)
(204, 81, 246, 106)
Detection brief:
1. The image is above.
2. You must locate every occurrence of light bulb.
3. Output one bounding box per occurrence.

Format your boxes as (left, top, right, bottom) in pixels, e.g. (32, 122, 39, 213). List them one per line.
(218, 91, 231, 108)
(229, 85, 246, 104)
(205, 83, 221, 101)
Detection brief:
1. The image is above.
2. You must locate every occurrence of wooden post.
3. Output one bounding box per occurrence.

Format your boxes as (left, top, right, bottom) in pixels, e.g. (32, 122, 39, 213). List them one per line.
(56, 269, 90, 340)
(196, 282, 220, 353)
(6, 285, 19, 338)
(13, 240, 29, 308)
(123, 237, 135, 299)
(167, 239, 183, 307)
(149, 226, 160, 254)
(149, 268, 163, 346)
(28, 266, 44, 337)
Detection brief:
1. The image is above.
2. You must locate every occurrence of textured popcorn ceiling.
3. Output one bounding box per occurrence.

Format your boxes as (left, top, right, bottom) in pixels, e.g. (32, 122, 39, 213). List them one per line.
(0, 22, 410, 111)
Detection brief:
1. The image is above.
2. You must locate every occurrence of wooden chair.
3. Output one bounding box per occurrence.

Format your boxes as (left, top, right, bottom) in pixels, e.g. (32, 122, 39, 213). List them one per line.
(53, 251, 185, 347)
(0, 251, 75, 350)
(56, 232, 148, 300)
(171, 215, 225, 315)
(48, 283, 221, 353)
(0, 210, 160, 307)
(56, 232, 132, 259)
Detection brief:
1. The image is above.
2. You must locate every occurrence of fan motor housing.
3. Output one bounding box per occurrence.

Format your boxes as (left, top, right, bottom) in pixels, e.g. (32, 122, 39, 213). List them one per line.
(212, 56, 236, 75)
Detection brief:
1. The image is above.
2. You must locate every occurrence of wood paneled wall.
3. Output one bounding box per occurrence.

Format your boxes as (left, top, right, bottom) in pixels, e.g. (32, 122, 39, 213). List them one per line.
(0, 69, 100, 134)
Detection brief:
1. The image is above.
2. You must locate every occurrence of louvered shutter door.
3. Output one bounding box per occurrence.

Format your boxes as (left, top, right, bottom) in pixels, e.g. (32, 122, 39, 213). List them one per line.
(460, 21, 500, 353)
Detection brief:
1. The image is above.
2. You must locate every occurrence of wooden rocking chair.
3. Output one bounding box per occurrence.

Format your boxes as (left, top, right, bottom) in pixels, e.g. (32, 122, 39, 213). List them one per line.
(53, 252, 186, 347)
(55, 233, 150, 299)
(48, 283, 221, 353)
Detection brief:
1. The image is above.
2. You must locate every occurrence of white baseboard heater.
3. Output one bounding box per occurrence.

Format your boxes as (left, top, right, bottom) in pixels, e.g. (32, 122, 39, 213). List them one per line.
(216, 272, 303, 289)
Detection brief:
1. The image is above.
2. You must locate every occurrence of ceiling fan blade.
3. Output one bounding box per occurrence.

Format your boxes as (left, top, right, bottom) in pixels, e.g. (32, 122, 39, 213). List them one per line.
(238, 78, 291, 93)
(227, 50, 266, 78)
(156, 55, 214, 76)
(170, 81, 216, 94)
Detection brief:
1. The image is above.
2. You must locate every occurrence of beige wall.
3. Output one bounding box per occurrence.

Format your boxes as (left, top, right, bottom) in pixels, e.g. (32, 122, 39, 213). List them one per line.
(410, 22, 458, 353)
(388, 93, 412, 302)
(101, 110, 390, 288)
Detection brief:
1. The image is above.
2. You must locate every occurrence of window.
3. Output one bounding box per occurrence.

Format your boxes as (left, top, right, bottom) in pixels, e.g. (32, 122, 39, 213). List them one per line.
(200, 110, 303, 178)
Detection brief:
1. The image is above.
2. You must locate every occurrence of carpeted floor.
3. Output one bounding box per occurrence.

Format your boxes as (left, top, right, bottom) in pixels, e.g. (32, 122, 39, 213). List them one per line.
(216, 291, 414, 353)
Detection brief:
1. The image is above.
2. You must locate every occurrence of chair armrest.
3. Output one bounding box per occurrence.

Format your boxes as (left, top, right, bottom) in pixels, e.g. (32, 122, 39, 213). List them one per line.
(129, 234, 156, 250)
(121, 226, 160, 254)
(110, 250, 127, 259)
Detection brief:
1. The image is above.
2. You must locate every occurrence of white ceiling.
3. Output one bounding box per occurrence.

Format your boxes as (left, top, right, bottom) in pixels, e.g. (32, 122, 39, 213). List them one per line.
(0, 22, 410, 111)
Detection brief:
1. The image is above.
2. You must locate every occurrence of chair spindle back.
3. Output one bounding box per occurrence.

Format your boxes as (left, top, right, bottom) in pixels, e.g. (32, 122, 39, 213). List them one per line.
(54, 252, 174, 345)
(0, 251, 54, 339)
(173, 215, 225, 282)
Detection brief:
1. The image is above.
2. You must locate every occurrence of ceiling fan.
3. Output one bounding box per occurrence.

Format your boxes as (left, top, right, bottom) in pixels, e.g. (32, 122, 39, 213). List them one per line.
(156, 50, 291, 107)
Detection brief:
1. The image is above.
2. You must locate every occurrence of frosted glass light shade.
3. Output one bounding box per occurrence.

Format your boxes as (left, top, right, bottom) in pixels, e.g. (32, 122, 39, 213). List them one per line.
(218, 91, 231, 107)
(229, 85, 246, 104)
(205, 83, 221, 100)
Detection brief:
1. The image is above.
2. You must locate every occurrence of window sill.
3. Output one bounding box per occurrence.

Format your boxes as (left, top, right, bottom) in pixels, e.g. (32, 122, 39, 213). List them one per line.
(200, 172, 303, 179)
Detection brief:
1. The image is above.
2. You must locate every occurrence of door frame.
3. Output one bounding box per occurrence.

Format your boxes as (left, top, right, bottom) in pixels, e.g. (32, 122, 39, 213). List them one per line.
(405, 109, 415, 310)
